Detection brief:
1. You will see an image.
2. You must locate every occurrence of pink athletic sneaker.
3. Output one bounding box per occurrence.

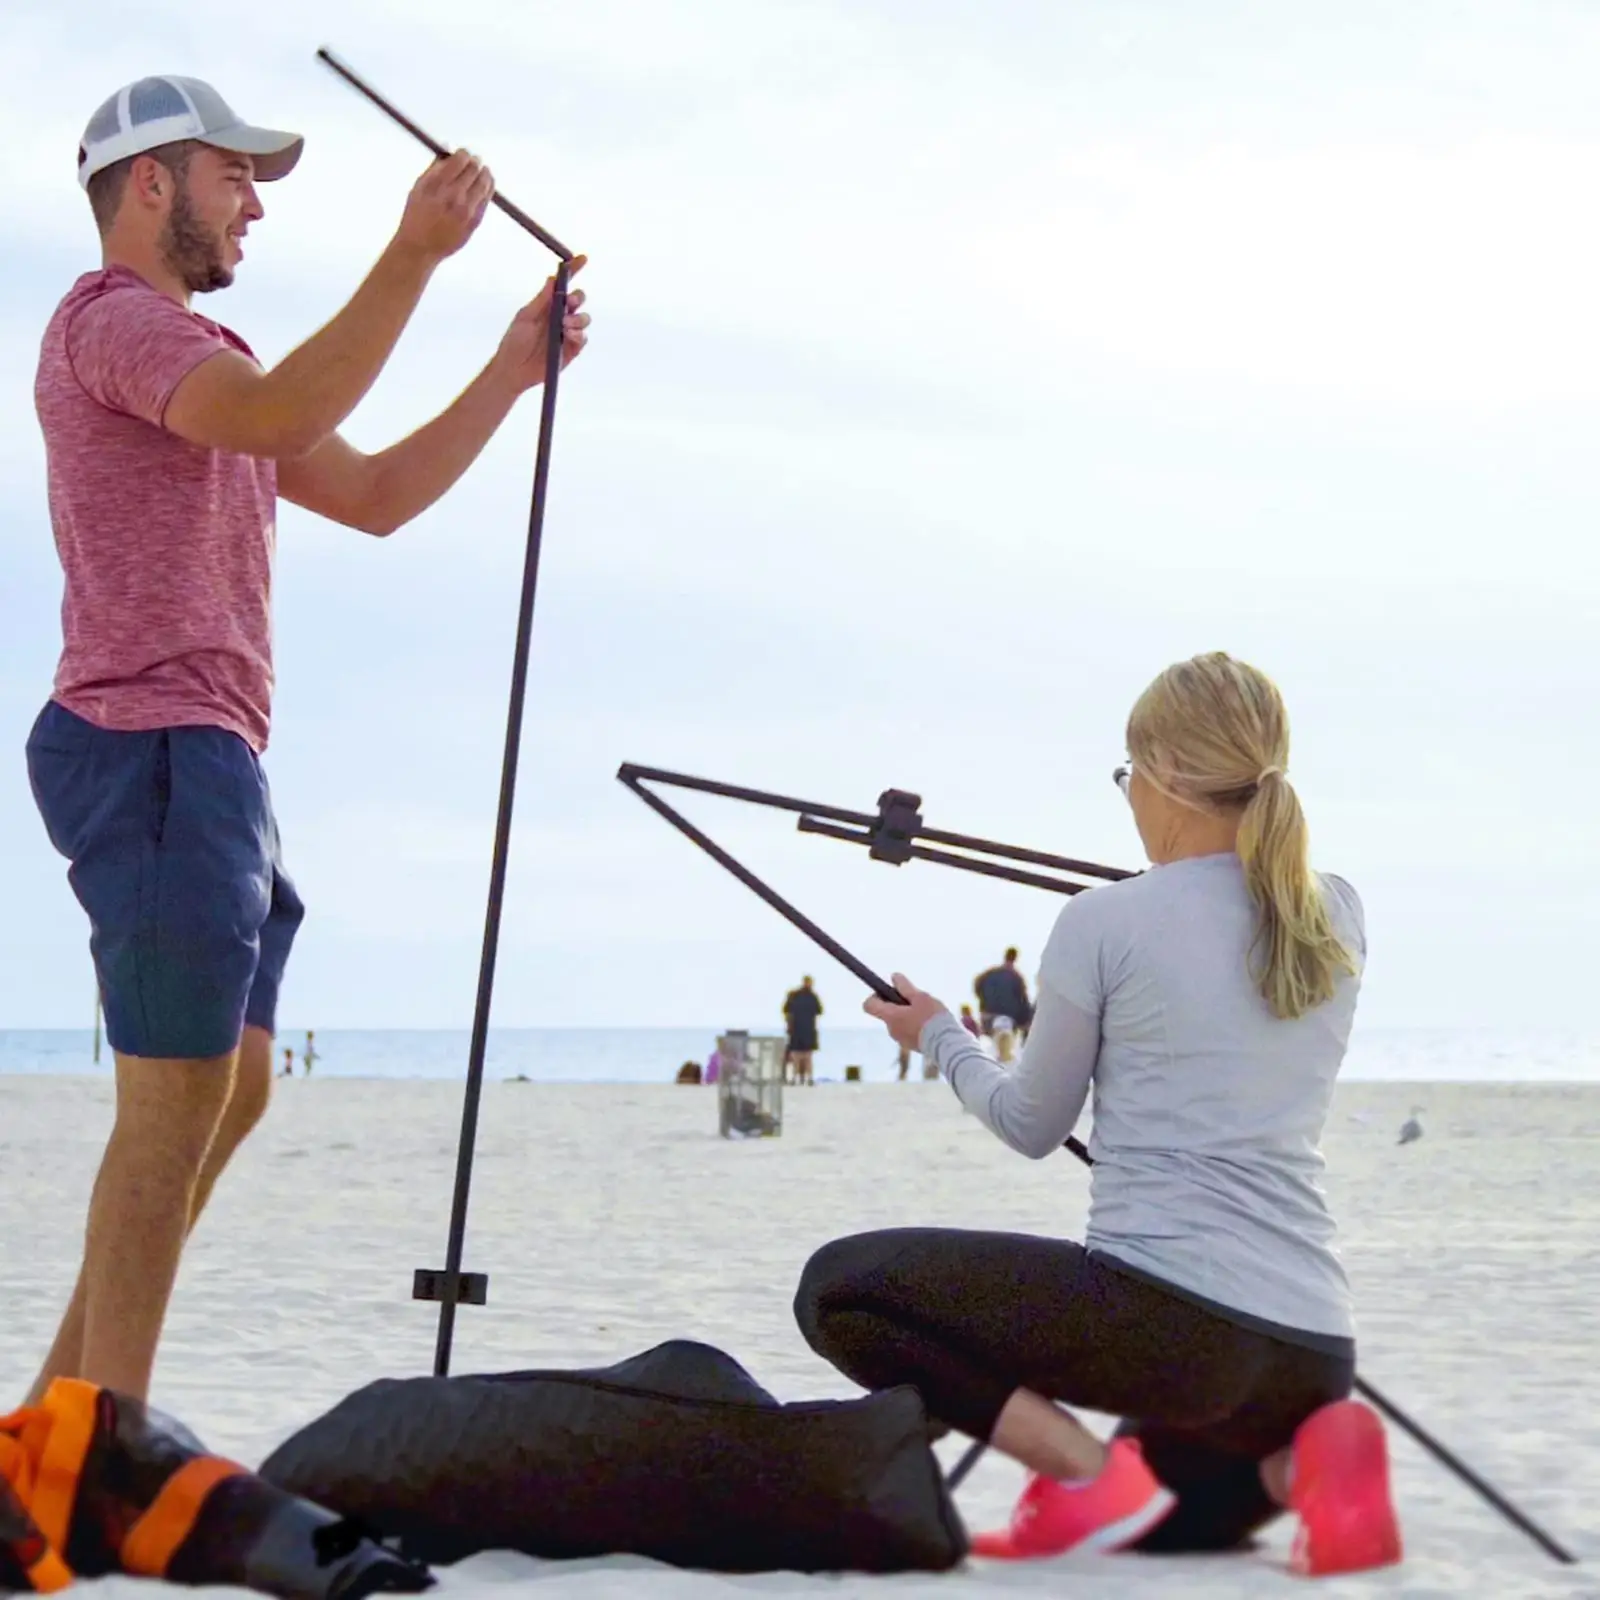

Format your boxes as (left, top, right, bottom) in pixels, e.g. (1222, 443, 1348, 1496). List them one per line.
(1289, 1399, 1403, 1577)
(970, 1437, 1177, 1560)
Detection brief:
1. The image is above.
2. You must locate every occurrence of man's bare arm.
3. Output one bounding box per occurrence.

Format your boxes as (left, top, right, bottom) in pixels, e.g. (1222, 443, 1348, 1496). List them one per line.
(277, 361, 518, 535)
(273, 434, 381, 532)
(163, 152, 495, 461)
(278, 272, 590, 535)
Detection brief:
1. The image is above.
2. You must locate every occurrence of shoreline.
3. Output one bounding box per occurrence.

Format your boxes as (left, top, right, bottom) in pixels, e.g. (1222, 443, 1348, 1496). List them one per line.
(5, 1070, 1600, 1085)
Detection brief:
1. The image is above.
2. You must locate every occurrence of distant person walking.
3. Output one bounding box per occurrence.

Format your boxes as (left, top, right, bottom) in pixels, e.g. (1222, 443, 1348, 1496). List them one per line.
(303, 1029, 318, 1076)
(783, 976, 823, 1086)
(959, 1004, 982, 1039)
(975, 948, 1034, 1038)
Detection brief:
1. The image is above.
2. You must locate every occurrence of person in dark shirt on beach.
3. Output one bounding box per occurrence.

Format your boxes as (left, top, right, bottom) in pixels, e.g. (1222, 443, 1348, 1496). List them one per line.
(974, 948, 1034, 1037)
(783, 976, 823, 1086)
(23, 73, 589, 1408)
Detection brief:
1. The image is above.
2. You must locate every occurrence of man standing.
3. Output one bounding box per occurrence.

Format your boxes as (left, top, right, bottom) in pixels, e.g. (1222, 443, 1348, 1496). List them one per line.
(25, 75, 590, 1405)
(973, 947, 1034, 1039)
(782, 976, 823, 1086)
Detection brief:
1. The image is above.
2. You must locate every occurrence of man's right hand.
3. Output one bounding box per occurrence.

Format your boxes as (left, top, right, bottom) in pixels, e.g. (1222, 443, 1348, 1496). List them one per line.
(394, 149, 496, 263)
(164, 151, 495, 461)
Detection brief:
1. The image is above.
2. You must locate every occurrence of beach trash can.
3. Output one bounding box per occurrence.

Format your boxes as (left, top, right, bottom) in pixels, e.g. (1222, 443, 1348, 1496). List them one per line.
(717, 1031, 785, 1139)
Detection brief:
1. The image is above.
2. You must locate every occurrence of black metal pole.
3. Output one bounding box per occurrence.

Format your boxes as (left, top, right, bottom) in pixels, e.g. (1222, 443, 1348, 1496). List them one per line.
(944, 1436, 986, 1491)
(616, 763, 1128, 887)
(316, 49, 574, 259)
(619, 761, 1577, 1565)
(797, 818, 1099, 896)
(1351, 1382, 1575, 1564)
(618, 763, 883, 833)
(316, 49, 577, 1375)
(897, 826, 1134, 884)
(430, 259, 571, 1377)
(617, 768, 906, 1004)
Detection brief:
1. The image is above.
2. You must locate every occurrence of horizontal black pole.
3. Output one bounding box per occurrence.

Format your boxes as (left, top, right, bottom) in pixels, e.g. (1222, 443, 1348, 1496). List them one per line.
(617, 763, 1127, 886)
(797, 818, 1095, 896)
(910, 826, 1134, 884)
(616, 763, 879, 832)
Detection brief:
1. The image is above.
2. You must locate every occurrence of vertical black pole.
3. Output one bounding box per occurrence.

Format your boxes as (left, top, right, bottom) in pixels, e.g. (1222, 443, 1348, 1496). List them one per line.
(431, 261, 571, 1377)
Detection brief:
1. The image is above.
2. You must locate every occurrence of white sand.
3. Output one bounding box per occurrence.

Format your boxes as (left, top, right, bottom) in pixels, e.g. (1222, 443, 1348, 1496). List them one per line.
(0, 1075, 1594, 1598)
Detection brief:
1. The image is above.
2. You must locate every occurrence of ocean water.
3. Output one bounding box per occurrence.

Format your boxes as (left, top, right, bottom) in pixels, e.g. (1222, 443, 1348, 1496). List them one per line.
(0, 1025, 1595, 1083)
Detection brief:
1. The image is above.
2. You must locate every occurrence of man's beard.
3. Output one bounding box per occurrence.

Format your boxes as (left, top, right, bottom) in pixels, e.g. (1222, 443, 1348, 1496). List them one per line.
(158, 184, 233, 294)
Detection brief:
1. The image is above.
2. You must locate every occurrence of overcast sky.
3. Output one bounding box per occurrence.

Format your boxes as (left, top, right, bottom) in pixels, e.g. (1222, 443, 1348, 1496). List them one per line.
(2, 0, 1596, 1033)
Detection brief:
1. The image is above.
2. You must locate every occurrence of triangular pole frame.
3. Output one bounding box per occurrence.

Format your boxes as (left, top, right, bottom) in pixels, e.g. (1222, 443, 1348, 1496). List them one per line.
(617, 760, 1576, 1566)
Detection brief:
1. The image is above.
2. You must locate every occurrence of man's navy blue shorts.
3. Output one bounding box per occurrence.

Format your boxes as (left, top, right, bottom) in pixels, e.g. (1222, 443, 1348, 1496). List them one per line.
(26, 700, 305, 1060)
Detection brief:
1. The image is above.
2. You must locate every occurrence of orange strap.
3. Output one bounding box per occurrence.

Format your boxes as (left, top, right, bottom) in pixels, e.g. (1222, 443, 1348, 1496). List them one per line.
(0, 1440, 74, 1593)
(120, 1455, 247, 1577)
(0, 1409, 59, 1508)
(20, 1543, 74, 1594)
(27, 1381, 99, 1558)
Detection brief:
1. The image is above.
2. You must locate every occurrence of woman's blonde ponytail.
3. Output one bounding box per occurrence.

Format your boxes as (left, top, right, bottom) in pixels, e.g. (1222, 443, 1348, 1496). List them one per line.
(1126, 653, 1356, 1021)
(1236, 768, 1354, 1020)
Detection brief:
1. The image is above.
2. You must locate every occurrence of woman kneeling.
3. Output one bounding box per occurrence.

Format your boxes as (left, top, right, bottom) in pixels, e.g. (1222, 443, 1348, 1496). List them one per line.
(794, 652, 1400, 1576)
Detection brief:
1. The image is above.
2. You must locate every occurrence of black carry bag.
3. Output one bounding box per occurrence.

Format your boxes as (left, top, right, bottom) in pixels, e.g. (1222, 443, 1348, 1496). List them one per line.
(258, 1340, 968, 1574)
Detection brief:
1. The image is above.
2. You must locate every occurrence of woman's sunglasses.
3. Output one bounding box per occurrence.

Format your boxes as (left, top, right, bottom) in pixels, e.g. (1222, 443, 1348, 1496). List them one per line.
(1113, 762, 1132, 799)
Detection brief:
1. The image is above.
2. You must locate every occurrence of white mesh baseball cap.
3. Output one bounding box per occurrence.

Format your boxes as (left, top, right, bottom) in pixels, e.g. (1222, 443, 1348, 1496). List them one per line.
(78, 76, 303, 190)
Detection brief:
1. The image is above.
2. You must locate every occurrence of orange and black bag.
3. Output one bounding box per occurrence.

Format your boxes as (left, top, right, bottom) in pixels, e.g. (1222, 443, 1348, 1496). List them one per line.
(0, 1379, 433, 1598)
(0, 1468, 70, 1592)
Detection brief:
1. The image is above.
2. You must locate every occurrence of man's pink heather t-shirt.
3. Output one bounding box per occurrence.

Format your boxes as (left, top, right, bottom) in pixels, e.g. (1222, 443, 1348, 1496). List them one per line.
(35, 264, 278, 752)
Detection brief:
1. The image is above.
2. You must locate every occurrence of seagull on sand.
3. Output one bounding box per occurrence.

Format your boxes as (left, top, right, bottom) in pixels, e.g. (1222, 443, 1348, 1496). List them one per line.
(1398, 1108, 1424, 1146)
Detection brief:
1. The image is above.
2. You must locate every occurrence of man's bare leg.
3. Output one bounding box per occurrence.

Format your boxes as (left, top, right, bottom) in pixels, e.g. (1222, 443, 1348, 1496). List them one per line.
(24, 1029, 272, 1404)
(25, 1160, 114, 1405)
(73, 1050, 234, 1399)
(187, 1026, 273, 1221)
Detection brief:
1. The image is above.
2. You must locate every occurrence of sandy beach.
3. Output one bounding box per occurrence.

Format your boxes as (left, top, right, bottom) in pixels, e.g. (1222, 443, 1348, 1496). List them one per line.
(0, 1074, 1593, 1598)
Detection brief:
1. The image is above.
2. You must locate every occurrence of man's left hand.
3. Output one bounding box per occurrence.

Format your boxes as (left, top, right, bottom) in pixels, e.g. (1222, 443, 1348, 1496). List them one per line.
(494, 255, 592, 392)
(864, 973, 949, 1051)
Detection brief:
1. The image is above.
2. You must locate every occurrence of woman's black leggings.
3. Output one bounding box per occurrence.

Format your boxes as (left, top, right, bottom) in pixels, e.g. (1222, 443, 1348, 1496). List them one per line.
(793, 1227, 1355, 1553)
